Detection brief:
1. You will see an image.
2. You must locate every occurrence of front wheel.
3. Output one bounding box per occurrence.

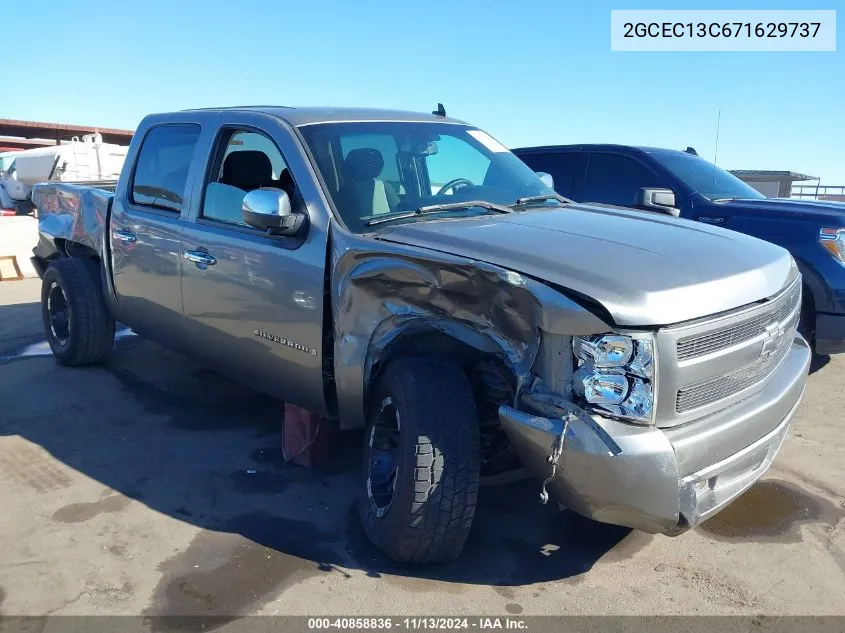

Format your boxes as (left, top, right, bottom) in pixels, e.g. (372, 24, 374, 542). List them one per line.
(359, 357, 480, 563)
(41, 258, 115, 366)
(798, 286, 815, 350)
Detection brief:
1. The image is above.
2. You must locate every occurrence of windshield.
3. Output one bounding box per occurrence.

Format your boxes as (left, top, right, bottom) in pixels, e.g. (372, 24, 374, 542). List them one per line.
(653, 151, 765, 201)
(298, 122, 553, 232)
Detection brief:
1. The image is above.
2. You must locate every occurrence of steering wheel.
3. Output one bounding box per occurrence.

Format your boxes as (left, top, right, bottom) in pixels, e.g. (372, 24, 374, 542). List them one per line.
(435, 178, 474, 196)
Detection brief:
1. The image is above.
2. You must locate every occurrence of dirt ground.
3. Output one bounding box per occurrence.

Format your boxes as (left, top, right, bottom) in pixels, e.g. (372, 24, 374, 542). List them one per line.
(0, 278, 843, 617)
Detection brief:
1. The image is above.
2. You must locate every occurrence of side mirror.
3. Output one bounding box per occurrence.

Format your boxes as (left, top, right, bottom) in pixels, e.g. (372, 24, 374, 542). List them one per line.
(242, 188, 306, 236)
(636, 187, 679, 217)
(536, 172, 554, 189)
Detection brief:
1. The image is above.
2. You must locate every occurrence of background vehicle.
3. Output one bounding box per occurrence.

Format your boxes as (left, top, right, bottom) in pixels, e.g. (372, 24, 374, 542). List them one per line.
(0, 150, 22, 172)
(0, 134, 126, 214)
(513, 144, 845, 355)
(30, 107, 809, 564)
(0, 150, 23, 215)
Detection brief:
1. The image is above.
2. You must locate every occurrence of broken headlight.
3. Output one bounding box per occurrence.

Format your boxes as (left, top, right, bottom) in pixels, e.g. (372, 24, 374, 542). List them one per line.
(572, 334, 655, 424)
(819, 228, 845, 265)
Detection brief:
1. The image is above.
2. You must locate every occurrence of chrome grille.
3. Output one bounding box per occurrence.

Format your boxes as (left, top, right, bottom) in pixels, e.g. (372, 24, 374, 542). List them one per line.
(677, 282, 801, 361)
(675, 308, 799, 413)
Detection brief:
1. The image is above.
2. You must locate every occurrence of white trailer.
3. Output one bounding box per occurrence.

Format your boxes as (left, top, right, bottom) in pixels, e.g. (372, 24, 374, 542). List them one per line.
(0, 134, 127, 213)
(0, 151, 22, 172)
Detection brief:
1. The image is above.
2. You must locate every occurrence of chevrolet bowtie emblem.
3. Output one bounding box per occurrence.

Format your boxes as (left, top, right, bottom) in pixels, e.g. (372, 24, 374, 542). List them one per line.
(760, 322, 785, 360)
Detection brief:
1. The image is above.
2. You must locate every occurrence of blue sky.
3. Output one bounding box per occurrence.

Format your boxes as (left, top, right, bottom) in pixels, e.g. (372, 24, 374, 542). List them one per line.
(5, 0, 843, 184)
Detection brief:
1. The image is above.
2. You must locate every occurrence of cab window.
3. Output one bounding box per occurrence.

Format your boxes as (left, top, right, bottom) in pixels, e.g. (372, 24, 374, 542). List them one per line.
(582, 153, 666, 207)
(517, 151, 585, 199)
(201, 129, 296, 226)
(298, 122, 548, 233)
(131, 124, 201, 212)
(425, 135, 490, 194)
(340, 134, 401, 183)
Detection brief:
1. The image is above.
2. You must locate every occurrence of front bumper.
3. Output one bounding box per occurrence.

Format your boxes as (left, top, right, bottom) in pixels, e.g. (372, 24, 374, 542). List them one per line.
(499, 335, 811, 534)
(815, 312, 845, 355)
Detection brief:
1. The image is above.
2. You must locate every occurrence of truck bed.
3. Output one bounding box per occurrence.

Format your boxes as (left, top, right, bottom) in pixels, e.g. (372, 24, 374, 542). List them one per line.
(58, 179, 119, 192)
(31, 182, 114, 259)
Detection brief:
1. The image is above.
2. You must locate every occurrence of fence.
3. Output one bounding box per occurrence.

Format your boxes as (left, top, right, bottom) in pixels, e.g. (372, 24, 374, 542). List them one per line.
(791, 184, 845, 201)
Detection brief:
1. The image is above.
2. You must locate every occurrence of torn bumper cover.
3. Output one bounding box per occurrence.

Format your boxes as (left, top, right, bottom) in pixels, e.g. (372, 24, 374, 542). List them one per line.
(499, 335, 811, 534)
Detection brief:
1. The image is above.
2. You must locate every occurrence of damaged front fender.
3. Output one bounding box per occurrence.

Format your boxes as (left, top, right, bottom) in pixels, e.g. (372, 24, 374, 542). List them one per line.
(330, 229, 611, 428)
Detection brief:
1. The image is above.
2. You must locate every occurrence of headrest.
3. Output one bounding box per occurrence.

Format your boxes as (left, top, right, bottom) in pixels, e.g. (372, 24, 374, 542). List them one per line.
(277, 168, 294, 193)
(342, 148, 384, 181)
(222, 151, 273, 191)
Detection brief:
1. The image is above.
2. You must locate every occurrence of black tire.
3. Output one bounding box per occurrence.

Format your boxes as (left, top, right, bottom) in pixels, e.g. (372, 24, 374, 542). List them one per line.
(359, 357, 480, 563)
(41, 258, 115, 366)
(798, 285, 815, 349)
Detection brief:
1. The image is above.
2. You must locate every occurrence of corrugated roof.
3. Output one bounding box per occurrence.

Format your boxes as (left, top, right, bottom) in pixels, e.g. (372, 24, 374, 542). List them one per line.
(0, 119, 133, 147)
(729, 170, 817, 181)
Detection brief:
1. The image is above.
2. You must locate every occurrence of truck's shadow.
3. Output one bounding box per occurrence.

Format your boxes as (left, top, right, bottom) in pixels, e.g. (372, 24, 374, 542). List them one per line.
(0, 319, 644, 592)
(809, 352, 830, 374)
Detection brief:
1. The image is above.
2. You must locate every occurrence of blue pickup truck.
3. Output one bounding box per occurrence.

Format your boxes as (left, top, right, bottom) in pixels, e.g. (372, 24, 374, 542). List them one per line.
(513, 144, 845, 355)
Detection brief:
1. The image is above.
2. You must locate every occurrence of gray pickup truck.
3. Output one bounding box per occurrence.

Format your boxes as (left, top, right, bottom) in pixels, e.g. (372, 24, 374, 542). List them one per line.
(31, 106, 810, 564)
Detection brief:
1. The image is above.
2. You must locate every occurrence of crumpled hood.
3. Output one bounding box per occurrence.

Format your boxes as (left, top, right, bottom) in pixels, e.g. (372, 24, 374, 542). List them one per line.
(374, 204, 796, 326)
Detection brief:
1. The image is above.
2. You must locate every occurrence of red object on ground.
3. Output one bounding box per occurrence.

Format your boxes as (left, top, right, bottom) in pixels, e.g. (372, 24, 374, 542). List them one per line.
(0, 209, 16, 217)
(283, 403, 333, 468)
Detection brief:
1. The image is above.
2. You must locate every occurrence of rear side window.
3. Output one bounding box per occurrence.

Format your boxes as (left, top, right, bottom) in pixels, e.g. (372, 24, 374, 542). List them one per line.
(582, 153, 666, 207)
(131, 124, 201, 212)
(517, 151, 584, 199)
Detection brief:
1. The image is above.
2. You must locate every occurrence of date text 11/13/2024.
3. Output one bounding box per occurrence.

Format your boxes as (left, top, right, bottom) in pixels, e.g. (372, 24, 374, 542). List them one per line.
(307, 617, 528, 630)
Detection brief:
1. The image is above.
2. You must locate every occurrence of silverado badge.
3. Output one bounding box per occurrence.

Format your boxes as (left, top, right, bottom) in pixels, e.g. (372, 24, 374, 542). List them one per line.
(254, 329, 318, 356)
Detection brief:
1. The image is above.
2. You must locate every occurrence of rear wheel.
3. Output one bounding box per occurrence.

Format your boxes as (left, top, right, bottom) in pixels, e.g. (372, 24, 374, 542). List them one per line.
(359, 357, 480, 563)
(41, 258, 115, 366)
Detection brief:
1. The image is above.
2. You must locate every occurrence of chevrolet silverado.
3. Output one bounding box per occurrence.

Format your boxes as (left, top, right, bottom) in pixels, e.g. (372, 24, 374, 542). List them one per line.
(31, 106, 810, 564)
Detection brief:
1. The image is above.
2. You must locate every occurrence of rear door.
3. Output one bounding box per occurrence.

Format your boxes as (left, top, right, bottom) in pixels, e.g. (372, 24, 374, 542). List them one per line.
(109, 122, 202, 349)
(179, 114, 331, 416)
(516, 150, 586, 200)
(582, 152, 672, 209)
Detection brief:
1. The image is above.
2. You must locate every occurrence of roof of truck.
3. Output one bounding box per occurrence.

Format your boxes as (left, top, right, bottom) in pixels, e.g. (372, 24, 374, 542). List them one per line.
(180, 105, 469, 126)
(513, 144, 687, 155)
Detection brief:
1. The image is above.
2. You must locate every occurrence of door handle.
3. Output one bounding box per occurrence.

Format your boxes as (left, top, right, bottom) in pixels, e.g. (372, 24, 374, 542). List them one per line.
(112, 229, 137, 244)
(184, 249, 217, 267)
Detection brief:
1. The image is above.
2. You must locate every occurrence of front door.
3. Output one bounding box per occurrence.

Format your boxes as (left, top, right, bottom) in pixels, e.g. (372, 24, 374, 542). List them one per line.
(179, 122, 330, 416)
